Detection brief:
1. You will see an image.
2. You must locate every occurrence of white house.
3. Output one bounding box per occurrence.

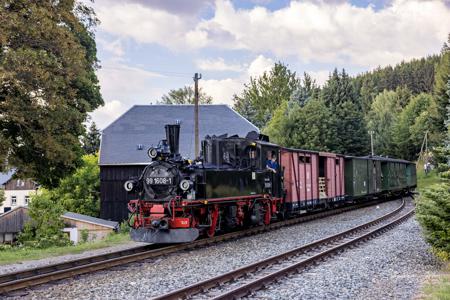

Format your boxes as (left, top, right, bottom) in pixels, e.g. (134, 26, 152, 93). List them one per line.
(0, 171, 39, 214)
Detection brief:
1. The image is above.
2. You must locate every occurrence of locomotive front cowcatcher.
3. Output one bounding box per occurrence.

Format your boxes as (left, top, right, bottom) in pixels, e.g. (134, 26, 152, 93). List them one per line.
(125, 124, 284, 243)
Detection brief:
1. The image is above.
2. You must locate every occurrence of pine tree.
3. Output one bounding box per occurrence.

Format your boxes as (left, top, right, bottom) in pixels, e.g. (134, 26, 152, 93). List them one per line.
(0, 1, 103, 187)
(433, 34, 450, 133)
(416, 184, 450, 259)
(333, 101, 370, 156)
(282, 99, 337, 151)
(322, 68, 358, 110)
(82, 122, 101, 155)
(290, 72, 320, 107)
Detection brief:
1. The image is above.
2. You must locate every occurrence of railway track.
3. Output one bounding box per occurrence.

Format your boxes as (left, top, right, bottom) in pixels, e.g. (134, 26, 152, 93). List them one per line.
(0, 197, 403, 295)
(154, 198, 413, 300)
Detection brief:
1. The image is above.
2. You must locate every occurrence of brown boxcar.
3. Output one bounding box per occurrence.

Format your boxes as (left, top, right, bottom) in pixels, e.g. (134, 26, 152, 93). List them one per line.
(318, 152, 345, 201)
(281, 149, 319, 209)
(281, 149, 345, 213)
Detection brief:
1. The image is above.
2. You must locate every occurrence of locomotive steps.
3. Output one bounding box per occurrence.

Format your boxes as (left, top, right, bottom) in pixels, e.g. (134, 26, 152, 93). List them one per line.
(153, 198, 414, 300)
(0, 198, 405, 295)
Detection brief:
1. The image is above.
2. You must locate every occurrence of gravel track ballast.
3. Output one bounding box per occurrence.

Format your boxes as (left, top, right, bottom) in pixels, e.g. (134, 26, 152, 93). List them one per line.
(5, 199, 439, 300)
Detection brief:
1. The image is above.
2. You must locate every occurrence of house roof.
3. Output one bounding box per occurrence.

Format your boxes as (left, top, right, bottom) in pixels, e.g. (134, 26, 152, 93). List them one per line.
(62, 212, 119, 229)
(99, 104, 259, 165)
(0, 170, 15, 186)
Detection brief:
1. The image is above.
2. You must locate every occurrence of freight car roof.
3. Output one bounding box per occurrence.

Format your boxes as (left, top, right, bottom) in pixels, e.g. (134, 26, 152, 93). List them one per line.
(99, 105, 259, 165)
(359, 155, 413, 164)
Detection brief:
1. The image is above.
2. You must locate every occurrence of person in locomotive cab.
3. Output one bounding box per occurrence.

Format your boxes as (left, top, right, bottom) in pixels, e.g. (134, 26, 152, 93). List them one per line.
(266, 151, 279, 173)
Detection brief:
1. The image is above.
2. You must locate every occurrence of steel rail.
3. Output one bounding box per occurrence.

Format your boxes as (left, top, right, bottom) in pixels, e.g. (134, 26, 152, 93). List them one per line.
(0, 197, 400, 295)
(154, 198, 411, 300)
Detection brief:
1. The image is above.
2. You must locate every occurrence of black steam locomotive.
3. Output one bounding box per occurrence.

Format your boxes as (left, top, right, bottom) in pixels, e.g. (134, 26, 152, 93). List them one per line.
(125, 124, 284, 243)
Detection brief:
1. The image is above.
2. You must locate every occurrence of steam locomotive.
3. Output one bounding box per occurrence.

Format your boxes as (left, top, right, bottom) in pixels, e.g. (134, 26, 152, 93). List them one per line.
(125, 124, 416, 243)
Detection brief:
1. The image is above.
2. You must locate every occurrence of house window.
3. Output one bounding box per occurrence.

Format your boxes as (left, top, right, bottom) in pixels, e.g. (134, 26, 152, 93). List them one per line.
(16, 180, 25, 187)
(25, 196, 30, 205)
(11, 196, 17, 206)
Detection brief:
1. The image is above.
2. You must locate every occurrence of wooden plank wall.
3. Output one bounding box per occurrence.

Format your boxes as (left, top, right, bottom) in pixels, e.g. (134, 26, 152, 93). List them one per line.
(100, 165, 145, 222)
(0, 207, 30, 233)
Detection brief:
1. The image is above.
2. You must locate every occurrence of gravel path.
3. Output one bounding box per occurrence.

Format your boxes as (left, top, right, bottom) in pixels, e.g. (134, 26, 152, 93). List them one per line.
(4, 199, 425, 300)
(251, 217, 440, 300)
(0, 241, 146, 275)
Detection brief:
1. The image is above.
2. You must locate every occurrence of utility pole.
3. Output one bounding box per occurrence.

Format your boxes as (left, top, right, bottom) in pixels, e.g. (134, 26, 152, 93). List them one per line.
(419, 130, 429, 163)
(368, 130, 374, 156)
(193, 73, 202, 158)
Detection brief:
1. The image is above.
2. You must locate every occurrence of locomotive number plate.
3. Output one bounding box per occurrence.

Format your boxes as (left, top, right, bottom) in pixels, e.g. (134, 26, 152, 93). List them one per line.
(146, 177, 173, 185)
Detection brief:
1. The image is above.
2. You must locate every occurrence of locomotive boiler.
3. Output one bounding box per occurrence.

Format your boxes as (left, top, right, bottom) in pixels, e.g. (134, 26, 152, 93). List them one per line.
(124, 124, 284, 243)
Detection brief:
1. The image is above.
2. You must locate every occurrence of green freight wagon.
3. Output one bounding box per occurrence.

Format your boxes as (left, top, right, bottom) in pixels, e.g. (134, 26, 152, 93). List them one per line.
(368, 158, 382, 194)
(344, 157, 369, 198)
(345, 157, 382, 199)
(379, 157, 410, 192)
(405, 162, 417, 188)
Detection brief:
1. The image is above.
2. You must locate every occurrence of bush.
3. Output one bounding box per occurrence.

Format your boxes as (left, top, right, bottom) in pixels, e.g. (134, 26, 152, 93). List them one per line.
(80, 229, 89, 243)
(416, 183, 450, 260)
(119, 221, 131, 233)
(18, 191, 71, 248)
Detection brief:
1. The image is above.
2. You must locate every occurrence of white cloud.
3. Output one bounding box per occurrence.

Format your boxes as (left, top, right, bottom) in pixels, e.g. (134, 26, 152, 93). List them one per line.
(97, 38, 125, 58)
(196, 57, 244, 72)
(188, 0, 450, 69)
(96, 3, 189, 49)
(308, 70, 330, 86)
(201, 78, 243, 105)
(201, 54, 275, 105)
(91, 61, 166, 129)
(95, 0, 450, 69)
(247, 55, 273, 78)
(90, 100, 127, 129)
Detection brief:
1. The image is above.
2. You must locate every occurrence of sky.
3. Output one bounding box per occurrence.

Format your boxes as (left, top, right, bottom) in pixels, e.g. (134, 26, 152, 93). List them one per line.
(88, 0, 450, 129)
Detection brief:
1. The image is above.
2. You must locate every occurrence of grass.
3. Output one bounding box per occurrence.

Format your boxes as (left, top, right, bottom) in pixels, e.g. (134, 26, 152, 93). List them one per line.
(422, 264, 450, 300)
(417, 168, 445, 193)
(0, 232, 130, 265)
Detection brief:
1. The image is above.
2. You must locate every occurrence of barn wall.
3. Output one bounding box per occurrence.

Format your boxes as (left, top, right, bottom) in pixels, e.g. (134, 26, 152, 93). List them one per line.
(100, 165, 145, 221)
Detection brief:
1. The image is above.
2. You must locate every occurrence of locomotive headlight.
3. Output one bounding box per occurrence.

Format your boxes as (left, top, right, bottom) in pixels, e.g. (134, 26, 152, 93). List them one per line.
(124, 180, 134, 192)
(180, 179, 192, 191)
(147, 147, 158, 159)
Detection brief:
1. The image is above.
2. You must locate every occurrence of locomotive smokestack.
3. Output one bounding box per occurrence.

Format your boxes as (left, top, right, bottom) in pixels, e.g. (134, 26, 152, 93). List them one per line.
(165, 123, 180, 155)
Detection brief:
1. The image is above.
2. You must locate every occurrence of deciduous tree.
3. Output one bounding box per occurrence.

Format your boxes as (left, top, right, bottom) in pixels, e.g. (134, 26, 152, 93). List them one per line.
(365, 90, 402, 156)
(393, 93, 438, 160)
(233, 62, 300, 128)
(159, 86, 212, 104)
(0, 189, 5, 208)
(19, 190, 70, 248)
(0, 1, 103, 187)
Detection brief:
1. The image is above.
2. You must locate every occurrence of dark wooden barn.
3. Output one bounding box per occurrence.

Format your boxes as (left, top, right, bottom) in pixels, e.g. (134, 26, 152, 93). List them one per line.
(99, 105, 259, 222)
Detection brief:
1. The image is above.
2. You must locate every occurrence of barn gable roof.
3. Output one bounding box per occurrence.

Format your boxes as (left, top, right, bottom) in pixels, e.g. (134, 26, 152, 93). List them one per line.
(99, 105, 259, 165)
